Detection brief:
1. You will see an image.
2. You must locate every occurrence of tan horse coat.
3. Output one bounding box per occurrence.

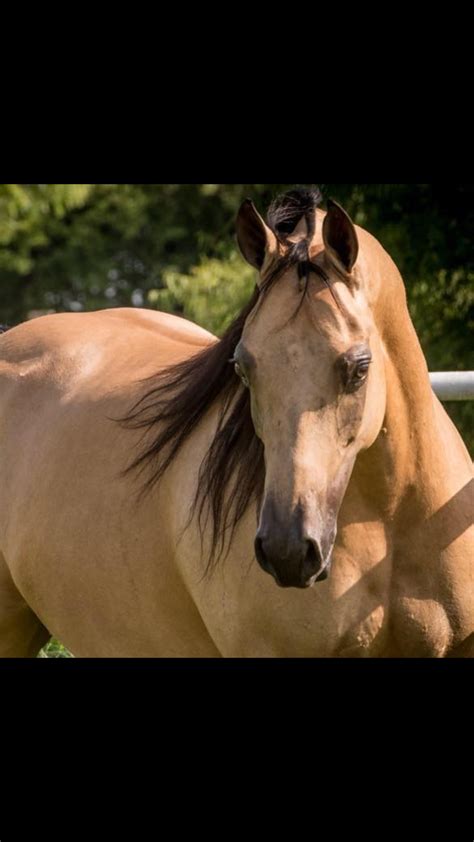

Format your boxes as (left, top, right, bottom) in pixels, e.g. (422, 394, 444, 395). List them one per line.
(0, 212, 472, 657)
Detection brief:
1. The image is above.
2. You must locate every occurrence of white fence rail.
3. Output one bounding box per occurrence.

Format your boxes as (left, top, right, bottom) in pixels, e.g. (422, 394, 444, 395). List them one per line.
(430, 372, 474, 401)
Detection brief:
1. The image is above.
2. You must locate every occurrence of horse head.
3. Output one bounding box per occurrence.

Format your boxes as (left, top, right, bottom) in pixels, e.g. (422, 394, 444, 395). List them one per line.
(236, 189, 387, 588)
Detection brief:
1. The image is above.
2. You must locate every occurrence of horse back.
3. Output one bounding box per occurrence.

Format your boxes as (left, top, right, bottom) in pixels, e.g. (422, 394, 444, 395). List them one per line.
(0, 308, 215, 385)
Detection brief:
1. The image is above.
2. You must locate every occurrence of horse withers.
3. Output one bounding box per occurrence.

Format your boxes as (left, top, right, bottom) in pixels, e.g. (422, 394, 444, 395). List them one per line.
(0, 188, 472, 657)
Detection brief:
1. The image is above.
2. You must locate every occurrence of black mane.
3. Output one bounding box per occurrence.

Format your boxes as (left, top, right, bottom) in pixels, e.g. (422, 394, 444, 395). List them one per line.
(121, 186, 326, 570)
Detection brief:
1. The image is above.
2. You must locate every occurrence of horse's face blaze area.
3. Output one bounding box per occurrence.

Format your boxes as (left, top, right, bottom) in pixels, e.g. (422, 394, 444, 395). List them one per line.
(236, 265, 386, 590)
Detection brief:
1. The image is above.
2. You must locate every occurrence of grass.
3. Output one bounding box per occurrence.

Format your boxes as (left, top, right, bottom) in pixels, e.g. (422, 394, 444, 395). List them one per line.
(38, 638, 73, 658)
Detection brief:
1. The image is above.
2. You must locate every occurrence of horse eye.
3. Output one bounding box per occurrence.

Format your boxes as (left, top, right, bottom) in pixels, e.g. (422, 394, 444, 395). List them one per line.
(339, 352, 372, 392)
(355, 361, 370, 379)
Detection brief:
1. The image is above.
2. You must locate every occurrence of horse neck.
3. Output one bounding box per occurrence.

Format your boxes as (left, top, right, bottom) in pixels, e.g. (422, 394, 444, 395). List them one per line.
(354, 256, 461, 518)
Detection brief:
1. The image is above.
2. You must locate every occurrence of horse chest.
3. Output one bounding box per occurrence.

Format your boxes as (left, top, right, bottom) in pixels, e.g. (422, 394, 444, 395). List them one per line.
(329, 599, 452, 658)
(336, 583, 455, 658)
(213, 571, 452, 658)
(386, 547, 461, 657)
(203, 565, 392, 658)
(389, 594, 454, 657)
(330, 605, 388, 657)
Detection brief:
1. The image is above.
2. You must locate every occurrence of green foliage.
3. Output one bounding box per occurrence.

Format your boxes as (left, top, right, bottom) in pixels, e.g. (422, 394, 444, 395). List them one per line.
(38, 638, 73, 658)
(149, 251, 256, 335)
(0, 184, 93, 273)
(0, 183, 472, 449)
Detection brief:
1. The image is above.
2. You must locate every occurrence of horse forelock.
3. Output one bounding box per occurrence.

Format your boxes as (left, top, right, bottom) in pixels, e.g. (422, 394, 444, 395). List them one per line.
(266, 186, 323, 241)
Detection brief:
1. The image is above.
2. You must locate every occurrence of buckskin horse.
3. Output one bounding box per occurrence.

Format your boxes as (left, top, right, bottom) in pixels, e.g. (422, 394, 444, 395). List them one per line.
(0, 187, 472, 657)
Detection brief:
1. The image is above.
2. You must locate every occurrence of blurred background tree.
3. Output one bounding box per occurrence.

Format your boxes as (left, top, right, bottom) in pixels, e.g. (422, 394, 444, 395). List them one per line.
(0, 183, 472, 450)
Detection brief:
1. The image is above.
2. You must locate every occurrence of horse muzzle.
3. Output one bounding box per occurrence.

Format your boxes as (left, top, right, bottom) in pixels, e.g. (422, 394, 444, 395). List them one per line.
(254, 531, 332, 589)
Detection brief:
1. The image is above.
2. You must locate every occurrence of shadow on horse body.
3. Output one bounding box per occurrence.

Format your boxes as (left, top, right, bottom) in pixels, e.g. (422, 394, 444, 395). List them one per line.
(0, 188, 472, 657)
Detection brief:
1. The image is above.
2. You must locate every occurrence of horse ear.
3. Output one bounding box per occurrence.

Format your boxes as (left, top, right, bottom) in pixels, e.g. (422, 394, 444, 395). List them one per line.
(236, 199, 277, 273)
(323, 199, 359, 274)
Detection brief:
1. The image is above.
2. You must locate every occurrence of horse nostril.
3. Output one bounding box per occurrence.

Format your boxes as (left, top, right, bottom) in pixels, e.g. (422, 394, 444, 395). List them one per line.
(302, 539, 324, 578)
(255, 536, 277, 579)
